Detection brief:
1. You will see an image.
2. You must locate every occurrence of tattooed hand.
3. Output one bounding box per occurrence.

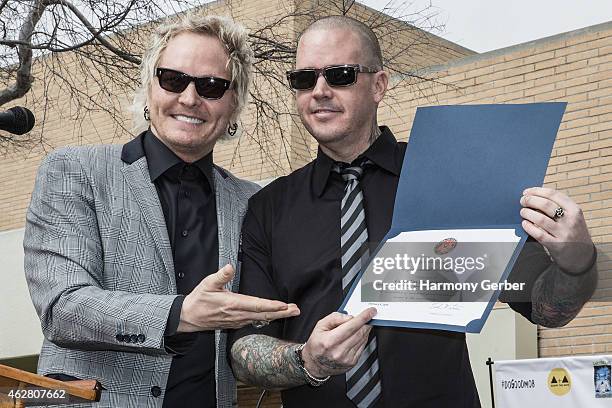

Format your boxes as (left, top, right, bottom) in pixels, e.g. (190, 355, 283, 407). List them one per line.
(230, 308, 377, 389)
(301, 308, 377, 378)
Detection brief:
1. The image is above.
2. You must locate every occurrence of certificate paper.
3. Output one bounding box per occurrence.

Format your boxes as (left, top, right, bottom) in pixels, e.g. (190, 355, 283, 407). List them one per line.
(340, 103, 566, 333)
(342, 228, 522, 332)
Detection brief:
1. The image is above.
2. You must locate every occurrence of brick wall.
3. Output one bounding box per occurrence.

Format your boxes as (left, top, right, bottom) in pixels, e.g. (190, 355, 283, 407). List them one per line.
(0, 0, 470, 232)
(375, 22, 612, 358)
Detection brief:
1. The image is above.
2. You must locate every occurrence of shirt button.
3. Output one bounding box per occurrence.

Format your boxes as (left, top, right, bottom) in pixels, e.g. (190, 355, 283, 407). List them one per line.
(181, 230, 189, 237)
(151, 386, 162, 398)
(177, 271, 185, 279)
(183, 190, 190, 197)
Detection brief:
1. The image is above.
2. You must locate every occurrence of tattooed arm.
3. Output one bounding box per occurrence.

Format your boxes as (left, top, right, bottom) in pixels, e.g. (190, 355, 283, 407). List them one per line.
(230, 309, 376, 390)
(231, 335, 304, 390)
(519, 187, 598, 327)
(530, 252, 597, 327)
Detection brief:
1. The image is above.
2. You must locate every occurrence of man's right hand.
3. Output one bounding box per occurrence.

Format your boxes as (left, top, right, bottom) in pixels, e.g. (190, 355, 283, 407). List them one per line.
(301, 308, 377, 378)
(178, 264, 300, 332)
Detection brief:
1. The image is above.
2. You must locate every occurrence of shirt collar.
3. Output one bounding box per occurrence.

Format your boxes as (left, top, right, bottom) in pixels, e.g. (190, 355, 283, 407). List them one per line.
(313, 126, 402, 197)
(143, 130, 215, 188)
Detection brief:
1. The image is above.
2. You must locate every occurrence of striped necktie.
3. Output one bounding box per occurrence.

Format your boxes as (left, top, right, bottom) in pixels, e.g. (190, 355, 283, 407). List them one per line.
(332, 160, 382, 408)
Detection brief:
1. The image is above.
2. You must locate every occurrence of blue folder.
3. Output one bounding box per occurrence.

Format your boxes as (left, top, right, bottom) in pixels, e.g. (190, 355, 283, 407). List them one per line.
(340, 103, 567, 332)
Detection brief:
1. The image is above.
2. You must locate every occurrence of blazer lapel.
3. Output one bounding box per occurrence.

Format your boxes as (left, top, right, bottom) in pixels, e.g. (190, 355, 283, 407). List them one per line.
(122, 156, 176, 293)
(214, 169, 237, 290)
(213, 168, 242, 408)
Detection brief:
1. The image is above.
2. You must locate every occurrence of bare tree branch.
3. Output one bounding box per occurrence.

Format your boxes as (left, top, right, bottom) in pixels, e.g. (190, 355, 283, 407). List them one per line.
(0, 0, 10, 14)
(43, 0, 141, 64)
(0, 0, 46, 105)
(0, 0, 472, 169)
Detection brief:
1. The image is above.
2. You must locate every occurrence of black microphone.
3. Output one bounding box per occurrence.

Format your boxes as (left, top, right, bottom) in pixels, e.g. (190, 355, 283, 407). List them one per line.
(0, 106, 35, 135)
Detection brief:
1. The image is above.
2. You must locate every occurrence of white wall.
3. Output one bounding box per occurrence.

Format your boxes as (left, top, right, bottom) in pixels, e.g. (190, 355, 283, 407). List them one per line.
(467, 305, 538, 408)
(0, 228, 44, 359)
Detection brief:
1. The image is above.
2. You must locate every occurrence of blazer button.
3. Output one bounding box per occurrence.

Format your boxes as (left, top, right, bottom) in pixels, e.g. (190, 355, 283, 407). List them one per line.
(130, 334, 139, 343)
(151, 386, 162, 398)
(137, 334, 146, 343)
(116, 334, 124, 342)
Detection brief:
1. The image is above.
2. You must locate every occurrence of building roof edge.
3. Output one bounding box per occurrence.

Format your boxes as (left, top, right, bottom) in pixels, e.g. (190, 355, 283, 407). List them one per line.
(413, 20, 612, 76)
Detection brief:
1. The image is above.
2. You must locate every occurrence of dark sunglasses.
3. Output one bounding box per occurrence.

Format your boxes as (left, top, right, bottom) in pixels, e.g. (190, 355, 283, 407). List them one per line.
(156, 68, 231, 99)
(286, 64, 379, 90)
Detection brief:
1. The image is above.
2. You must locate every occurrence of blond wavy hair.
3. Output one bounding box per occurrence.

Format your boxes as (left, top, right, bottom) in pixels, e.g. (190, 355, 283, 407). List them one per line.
(132, 13, 253, 139)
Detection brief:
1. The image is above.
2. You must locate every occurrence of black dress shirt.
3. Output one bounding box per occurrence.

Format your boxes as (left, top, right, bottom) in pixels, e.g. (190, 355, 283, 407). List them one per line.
(230, 127, 550, 408)
(143, 131, 218, 408)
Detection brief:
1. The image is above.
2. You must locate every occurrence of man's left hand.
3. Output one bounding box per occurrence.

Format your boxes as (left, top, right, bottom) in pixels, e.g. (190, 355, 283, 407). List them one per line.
(520, 187, 595, 273)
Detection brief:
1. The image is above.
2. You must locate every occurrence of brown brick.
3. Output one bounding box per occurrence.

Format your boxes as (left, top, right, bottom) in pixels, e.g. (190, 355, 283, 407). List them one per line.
(556, 59, 588, 74)
(563, 132, 597, 146)
(567, 150, 601, 163)
(556, 142, 590, 156)
(564, 82, 598, 96)
(573, 200, 602, 211)
(555, 176, 590, 189)
(567, 167, 601, 179)
(549, 155, 567, 166)
(524, 82, 556, 97)
(590, 225, 612, 237)
(563, 115, 598, 130)
(504, 80, 535, 93)
(556, 160, 590, 172)
(591, 157, 612, 167)
(523, 50, 556, 65)
(544, 173, 567, 183)
(501, 64, 536, 78)
(535, 57, 564, 71)
(534, 89, 566, 102)
(591, 104, 612, 116)
(588, 53, 612, 67)
(566, 48, 599, 63)
(565, 31, 606, 47)
(592, 190, 612, 202)
(600, 163, 612, 174)
(591, 138, 612, 150)
(588, 70, 612, 84)
(590, 88, 612, 100)
(557, 122, 590, 140)
(592, 121, 612, 133)
(563, 92, 589, 104)
(591, 173, 612, 184)
(494, 75, 525, 88)
(534, 71, 567, 87)
(494, 89, 525, 102)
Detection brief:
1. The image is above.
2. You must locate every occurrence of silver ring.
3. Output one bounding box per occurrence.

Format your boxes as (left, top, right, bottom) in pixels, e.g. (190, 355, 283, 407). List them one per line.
(553, 206, 564, 220)
(252, 320, 269, 329)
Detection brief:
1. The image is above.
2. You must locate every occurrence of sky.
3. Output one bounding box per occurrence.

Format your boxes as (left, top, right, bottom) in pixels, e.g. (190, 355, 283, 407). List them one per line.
(360, 0, 612, 53)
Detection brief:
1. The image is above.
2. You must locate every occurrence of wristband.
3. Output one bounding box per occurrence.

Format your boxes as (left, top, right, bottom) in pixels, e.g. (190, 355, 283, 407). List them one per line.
(294, 343, 330, 387)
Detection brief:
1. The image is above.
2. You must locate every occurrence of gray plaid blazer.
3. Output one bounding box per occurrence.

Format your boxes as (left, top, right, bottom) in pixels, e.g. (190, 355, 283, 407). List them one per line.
(24, 134, 259, 407)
